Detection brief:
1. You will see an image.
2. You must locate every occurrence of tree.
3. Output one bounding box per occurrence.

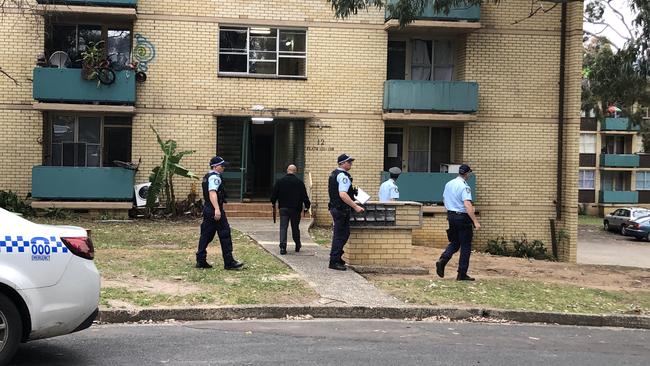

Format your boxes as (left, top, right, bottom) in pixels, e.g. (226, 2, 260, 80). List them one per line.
(147, 126, 199, 216)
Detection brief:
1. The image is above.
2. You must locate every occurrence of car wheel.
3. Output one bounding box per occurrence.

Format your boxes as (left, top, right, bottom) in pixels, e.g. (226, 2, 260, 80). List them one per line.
(603, 221, 610, 231)
(0, 293, 22, 365)
(621, 225, 627, 235)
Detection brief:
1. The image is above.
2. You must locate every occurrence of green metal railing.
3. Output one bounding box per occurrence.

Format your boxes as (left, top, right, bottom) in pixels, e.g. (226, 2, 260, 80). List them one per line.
(599, 190, 638, 204)
(380, 172, 476, 203)
(601, 117, 640, 131)
(32, 166, 136, 200)
(383, 80, 478, 113)
(385, 0, 480, 21)
(33, 68, 136, 104)
(600, 154, 640, 168)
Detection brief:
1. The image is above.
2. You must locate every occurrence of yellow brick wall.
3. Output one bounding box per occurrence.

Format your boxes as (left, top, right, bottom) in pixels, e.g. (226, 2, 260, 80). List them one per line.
(412, 215, 449, 248)
(346, 228, 412, 266)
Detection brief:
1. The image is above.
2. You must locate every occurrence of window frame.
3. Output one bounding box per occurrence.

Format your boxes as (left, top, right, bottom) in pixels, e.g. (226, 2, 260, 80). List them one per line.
(218, 26, 308, 79)
(578, 169, 595, 190)
(637, 171, 650, 191)
(579, 133, 596, 154)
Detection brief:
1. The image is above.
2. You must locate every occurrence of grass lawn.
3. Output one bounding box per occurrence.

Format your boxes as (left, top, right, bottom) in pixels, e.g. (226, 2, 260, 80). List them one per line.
(579, 214, 603, 227)
(309, 225, 332, 246)
(33, 217, 318, 308)
(372, 278, 650, 315)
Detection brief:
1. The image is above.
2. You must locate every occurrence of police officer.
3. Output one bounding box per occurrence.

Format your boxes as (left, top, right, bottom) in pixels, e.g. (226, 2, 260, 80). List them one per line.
(436, 164, 480, 281)
(328, 154, 364, 271)
(378, 167, 401, 202)
(196, 156, 244, 270)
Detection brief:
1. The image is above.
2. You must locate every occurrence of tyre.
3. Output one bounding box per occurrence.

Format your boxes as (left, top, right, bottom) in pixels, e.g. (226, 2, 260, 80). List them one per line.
(0, 293, 22, 365)
(620, 225, 627, 235)
(646, 233, 650, 242)
(603, 221, 609, 231)
(97, 67, 116, 85)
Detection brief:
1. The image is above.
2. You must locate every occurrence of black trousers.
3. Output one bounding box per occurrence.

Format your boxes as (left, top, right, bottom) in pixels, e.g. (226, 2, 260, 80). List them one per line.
(329, 207, 350, 263)
(279, 207, 302, 249)
(196, 207, 234, 265)
(439, 212, 474, 275)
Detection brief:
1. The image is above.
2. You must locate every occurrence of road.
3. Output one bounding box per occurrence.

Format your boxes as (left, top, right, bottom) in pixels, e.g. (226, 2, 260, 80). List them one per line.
(578, 225, 650, 268)
(10, 319, 649, 366)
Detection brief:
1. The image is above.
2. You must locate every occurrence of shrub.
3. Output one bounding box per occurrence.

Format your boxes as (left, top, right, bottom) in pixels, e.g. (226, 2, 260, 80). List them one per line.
(486, 236, 509, 256)
(485, 234, 553, 261)
(0, 190, 34, 216)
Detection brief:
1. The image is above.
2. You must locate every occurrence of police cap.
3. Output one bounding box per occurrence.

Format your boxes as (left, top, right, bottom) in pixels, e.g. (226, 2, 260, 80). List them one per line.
(388, 167, 401, 175)
(337, 154, 355, 164)
(210, 156, 229, 167)
(458, 164, 472, 174)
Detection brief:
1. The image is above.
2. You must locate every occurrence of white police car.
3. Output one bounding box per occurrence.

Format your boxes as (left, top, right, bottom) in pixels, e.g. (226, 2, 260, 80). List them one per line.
(0, 208, 100, 364)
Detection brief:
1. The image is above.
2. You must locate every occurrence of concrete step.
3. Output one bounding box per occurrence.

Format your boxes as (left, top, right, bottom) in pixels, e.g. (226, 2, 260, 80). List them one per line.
(227, 211, 274, 218)
(224, 203, 273, 211)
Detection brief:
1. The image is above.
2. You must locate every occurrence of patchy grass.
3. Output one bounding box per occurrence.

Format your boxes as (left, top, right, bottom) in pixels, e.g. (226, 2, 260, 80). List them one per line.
(309, 225, 332, 246)
(372, 278, 650, 315)
(579, 214, 603, 227)
(33, 217, 318, 307)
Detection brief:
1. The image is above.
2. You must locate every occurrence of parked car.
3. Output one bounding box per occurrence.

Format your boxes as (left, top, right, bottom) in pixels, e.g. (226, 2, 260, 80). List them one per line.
(603, 207, 650, 234)
(0, 208, 100, 364)
(622, 215, 650, 241)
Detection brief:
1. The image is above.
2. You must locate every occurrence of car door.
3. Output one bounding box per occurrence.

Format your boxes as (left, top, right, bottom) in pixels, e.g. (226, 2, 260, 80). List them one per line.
(608, 209, 621, 228)
(618, 209, 631, 228)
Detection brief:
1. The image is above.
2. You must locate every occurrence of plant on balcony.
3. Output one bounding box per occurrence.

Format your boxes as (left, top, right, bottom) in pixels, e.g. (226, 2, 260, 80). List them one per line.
(146, 125, 198, 216)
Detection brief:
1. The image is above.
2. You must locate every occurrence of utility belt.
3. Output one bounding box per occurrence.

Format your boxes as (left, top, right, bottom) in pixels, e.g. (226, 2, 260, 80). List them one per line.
(328, 202, 350, 211)
(447, 211, 468, 216)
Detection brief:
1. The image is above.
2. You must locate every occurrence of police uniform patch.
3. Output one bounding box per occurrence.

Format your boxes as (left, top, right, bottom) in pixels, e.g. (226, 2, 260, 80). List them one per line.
(465, 188, 471, 193)
(393, 187, 399, 194)
(342, 177, 349, 184)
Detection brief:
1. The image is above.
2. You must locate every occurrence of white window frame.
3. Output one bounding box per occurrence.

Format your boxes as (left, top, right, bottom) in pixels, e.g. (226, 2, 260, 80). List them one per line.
(218, 26, 307, 78)
(637, 171, 650, 191)
(579, 133, 596, 154)
(579, 170, 595, 190)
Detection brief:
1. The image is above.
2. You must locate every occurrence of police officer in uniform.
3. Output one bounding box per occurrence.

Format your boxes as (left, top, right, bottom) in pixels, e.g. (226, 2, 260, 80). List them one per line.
(378, 167, 401, 202)
(195, 156, 244, 270)
(328, 154, 364, 271)
(436, 164, 480, 281)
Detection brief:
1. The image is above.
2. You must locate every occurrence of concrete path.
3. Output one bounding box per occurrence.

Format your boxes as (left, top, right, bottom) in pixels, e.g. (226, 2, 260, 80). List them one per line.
(578, 225, 650, 268)
(229, 218, 403, 307)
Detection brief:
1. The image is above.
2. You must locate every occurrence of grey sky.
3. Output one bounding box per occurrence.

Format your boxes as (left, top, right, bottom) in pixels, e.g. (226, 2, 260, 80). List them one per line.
(583, 0, 637, 49)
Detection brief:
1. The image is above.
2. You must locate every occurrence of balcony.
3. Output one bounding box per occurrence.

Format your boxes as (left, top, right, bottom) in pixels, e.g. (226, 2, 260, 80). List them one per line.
(380, 172, 476, 203)
(383, 80, 478, 114)
(600, 154, 640, 168)
(385, 0, 480, 22)
(33, 68, 136, 105)
(601, 117, 640, 131)
(32, 166, 136, 201)
(36, 0, 136, 6)
(599, 190, 638, 204)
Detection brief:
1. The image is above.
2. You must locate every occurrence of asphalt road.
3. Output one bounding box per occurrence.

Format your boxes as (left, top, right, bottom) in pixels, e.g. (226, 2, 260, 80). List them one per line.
(10, 319, 649, 366)
(578, 225, 650, 268)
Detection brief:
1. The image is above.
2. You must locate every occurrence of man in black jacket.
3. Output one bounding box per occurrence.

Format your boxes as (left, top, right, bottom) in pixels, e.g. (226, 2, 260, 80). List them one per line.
(271, 164, 311, 255)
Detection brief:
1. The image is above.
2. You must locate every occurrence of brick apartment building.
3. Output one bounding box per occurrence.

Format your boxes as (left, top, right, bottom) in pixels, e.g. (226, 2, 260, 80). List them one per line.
(0, 0, 583, 261)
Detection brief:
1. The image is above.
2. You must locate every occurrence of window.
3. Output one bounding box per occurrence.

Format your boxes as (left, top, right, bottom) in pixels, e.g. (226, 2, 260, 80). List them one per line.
(45, 24, 132, 69)
(50, 115, 132, 167)
(579, 133, 596, 153)
(219, 27, 307, 77)
(579, 170, 595, 189)
(401, 126, 452, 172)
(637, 172, 650, 190)
(411, 39, 454, 81)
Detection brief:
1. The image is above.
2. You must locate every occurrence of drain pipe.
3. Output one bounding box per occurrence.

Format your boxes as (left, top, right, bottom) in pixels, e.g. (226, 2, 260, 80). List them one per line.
(555, 2, 567, 221)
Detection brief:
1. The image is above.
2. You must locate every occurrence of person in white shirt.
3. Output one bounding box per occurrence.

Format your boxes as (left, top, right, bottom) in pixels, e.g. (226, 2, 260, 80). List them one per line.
(378, 167, 401, 202)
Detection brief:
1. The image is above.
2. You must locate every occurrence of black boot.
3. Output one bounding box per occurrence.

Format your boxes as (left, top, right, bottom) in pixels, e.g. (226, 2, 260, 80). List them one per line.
(456, 273, 475, 281)
(328, 261, 347, 271)
(295, 242, 302, 253)
(435, 260, 446, 278)
(196, 261, 213, 269)
(280, 246, 287, 255)
(224, 260, 244, 270)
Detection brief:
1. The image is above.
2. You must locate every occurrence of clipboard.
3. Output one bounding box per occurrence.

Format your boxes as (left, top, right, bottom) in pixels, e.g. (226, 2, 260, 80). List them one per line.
(354, 187, 371, 205)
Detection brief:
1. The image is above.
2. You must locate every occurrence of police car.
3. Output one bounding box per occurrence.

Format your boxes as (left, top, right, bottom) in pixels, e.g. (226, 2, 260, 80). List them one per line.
(0, 208, 100, 364)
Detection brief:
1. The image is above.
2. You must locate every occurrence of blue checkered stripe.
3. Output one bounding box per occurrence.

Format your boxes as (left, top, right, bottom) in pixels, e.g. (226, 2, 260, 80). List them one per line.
(0, 235, 69, 254)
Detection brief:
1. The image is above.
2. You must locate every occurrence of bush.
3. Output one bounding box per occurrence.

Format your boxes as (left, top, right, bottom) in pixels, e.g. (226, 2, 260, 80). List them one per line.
(486, 236, 509, 256)
(0, 190, 34, 216)
(485, 235, 553, 261)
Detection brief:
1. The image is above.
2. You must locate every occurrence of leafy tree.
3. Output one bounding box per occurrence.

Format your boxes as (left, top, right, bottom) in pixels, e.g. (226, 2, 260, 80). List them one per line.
(147, 126, 198, 216)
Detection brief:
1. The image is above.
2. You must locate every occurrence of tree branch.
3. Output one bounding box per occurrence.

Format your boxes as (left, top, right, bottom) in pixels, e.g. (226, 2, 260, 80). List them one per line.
(512, 1, 558, 26)
(605, 0, 635, 40)
(0, 67, 19, 85)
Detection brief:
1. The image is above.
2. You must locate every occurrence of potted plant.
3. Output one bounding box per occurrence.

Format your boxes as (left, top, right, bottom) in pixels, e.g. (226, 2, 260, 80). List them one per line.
(80, 41, 104, 80)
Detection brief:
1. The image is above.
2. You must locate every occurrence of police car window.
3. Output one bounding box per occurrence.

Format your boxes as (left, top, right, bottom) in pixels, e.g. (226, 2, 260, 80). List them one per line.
(622, 209, 630, 217)
(633, 210, 650, 218)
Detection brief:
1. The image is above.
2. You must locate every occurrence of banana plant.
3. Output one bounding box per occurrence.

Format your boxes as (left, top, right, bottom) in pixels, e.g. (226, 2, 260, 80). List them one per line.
(146, 125, 198, 215)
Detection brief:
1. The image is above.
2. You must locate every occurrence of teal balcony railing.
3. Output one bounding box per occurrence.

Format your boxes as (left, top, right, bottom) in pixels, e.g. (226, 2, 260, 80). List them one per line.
(383, 80, 478, 113)
(33, 68, 136, 104)
(601, 117, 640, 131)
(32, 166, 136, 200)
(599, 190, 638, 204)
(380, 172, 476, 203)
(600, 154, 640, 168)
(36, 0, 137, 7)
(385, 0, 480, 22)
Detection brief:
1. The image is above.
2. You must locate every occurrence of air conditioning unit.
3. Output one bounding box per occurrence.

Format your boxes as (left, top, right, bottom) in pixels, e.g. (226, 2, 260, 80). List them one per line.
(134, 183, 155, 207)
(440, 164, 462, 173)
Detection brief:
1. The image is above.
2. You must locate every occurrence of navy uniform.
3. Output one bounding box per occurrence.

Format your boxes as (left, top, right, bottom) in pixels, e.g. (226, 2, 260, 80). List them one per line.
(436, 164, 477, 281)
(378, 167, 401, 202)
(196, 156, 244, 270)
(328, 154, 359, 270)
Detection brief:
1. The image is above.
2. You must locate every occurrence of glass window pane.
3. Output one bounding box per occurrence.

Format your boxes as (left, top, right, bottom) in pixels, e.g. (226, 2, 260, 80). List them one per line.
(63, 143, 75, 166)
(409, 127, 429, 150)
(434, 40, 454, 65)
(219, 54, 247, 72)
(249, 51, 276, 61)
(78, 117, 101, 143)
(76, 143, 86, 167)
(433, 67, 452, 81)
(87, 144, 100, 167)
(77, 25, 102, 55)
(107, 29, 131, 70)
(52, 116, 75, 143)
(279, 31, 306, 52)
(279, 57, 305, 76)
(408, 152, 429, 172)
(249, 61, 276, 74)
(250, 36, 277, 52)
(49, 25, 76, 62)
(219, 29, 247, 51)
(104, 116, 132, 126)
(51, 144, 62, 166)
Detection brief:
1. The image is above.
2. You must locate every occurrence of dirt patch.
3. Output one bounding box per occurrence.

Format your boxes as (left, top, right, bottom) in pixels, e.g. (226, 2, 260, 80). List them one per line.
(103, 277, 204, 296)
(369, 246, 650, 293)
